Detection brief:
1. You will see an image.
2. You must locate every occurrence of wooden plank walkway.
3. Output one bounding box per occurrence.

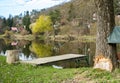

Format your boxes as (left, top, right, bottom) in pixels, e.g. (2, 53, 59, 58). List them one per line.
(20, 54, 86, 65)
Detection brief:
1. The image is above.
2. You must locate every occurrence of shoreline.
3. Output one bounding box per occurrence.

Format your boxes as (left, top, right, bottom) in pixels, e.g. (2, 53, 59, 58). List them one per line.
(0, 34, 96, 42)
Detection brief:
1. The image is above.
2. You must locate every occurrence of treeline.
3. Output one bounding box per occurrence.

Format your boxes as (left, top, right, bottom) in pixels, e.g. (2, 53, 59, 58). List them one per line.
(0, 11, 31, 34)
(0, 0, 119, 35)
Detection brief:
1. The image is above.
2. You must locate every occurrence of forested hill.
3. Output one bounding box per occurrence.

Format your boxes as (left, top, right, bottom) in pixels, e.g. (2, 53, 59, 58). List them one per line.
(0, 0, 120, 35)
(30, 0, 120, 23)
(31, 0, 95, 23)
(29, 0, 120, 36)
(28, 0, 96, 36)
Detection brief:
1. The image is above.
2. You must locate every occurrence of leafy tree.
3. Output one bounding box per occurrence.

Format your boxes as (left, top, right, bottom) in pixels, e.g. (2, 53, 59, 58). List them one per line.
(22, 11, 31, 33)
(29, 23, 35, 30)
(49, 9, 61, 24)
(31, 15, 53, 34)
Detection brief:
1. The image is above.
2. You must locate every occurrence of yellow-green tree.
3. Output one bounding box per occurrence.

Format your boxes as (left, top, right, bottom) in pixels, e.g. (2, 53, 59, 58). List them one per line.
(31, 15, 53, 34)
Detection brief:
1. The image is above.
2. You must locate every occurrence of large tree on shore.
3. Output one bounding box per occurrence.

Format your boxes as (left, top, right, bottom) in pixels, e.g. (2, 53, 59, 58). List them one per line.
(94, 0, 118, 71)
(31, 15, 52, 35)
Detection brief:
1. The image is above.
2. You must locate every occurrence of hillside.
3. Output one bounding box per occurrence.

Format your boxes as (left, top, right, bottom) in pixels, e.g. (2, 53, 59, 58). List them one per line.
(0, 0, 119, 36)
(33, 0, 96, 36)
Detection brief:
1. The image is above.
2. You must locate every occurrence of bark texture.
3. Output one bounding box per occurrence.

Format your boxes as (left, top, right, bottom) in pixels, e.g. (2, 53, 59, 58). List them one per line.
(95, 0, 118, 70)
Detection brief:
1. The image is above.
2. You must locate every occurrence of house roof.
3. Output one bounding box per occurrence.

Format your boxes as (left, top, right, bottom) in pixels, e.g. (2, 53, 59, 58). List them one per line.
(108, 26, 120, 43)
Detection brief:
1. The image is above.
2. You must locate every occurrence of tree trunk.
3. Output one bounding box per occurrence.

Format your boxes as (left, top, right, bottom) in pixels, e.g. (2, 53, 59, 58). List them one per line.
(94, 0, 118, 72)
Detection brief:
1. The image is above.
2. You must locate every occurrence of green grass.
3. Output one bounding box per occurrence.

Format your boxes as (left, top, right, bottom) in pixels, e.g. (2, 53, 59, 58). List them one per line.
(0, 56, 120, 83)
(0, 56, 75, 83)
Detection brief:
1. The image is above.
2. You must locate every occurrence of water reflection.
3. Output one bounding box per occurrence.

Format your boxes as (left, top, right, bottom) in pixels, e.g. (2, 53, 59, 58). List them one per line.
(19, 53, 35, 61)
(44, 58, 89, 68)
(0, 39, 95, 66)
(0, 39, 34, 60)
(30, 40, 53, 57)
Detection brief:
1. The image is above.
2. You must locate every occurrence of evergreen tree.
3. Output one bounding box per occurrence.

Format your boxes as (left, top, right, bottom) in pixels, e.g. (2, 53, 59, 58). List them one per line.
(2, 18, 7, 27)
(6, 15, 14, 27)
(22, 11, 31, 33)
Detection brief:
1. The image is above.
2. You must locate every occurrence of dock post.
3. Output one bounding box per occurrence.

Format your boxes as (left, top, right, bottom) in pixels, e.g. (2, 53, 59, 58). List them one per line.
(6, 50, 19, 64)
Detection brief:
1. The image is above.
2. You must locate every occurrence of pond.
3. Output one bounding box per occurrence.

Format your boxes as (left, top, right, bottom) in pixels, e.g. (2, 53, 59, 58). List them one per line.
(0, 39, 96, 67)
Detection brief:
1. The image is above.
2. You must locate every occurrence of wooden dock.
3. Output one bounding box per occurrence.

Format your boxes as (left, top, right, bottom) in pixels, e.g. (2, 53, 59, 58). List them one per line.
(20, 54, 86, 65)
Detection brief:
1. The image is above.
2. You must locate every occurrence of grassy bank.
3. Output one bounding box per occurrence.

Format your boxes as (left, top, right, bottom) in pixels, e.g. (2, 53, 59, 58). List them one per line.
(0, 56, 120, 83)
(0, 56, 76, 83)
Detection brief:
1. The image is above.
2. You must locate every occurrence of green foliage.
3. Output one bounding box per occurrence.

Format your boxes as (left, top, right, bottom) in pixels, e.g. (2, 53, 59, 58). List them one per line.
(1, 15, 14, 28)
(29, 23, 35, 30)
(0, 26, 10, 34)
(30, 40, 52, 57)
(4, 30, 13, 38)
(114, 0, 120, 15)
(49, 9, 61, 24)
(22, 11, 31, 33)
(2, 18, 7, 27)
(6, 15, 14, 27)
(68, 3, 76, 21)
(13, 15, 23, 27)
(31, 15, 53, 34)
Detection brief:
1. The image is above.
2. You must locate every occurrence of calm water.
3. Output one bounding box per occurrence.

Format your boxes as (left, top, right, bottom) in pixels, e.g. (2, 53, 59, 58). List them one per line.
(0, 39, 96, 67)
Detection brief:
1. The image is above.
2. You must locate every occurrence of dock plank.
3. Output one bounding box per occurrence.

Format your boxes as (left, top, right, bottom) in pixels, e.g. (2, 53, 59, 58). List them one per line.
(20, 54, 86, 65)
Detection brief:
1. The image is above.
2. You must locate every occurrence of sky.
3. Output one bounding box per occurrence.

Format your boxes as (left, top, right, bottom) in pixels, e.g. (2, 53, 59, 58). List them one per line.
(0, 0, 70, 18)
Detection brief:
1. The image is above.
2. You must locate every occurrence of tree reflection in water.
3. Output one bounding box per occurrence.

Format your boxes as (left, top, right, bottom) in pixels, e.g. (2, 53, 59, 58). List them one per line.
(30, 40, 53, 57)
(0, 39, 97, 67)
